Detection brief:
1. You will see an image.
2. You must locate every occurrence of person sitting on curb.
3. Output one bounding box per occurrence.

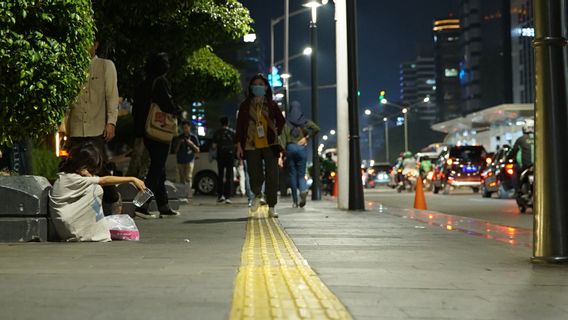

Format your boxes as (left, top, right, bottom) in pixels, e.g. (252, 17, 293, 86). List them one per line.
(49, 143, 145, 242)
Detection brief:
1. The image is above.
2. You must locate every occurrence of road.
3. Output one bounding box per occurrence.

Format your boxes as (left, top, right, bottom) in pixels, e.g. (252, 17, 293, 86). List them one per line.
(364, 186, 534, 229)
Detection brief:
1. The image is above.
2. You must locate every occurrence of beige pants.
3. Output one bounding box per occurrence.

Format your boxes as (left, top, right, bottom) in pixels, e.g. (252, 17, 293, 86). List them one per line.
(177, 162, 195, 197)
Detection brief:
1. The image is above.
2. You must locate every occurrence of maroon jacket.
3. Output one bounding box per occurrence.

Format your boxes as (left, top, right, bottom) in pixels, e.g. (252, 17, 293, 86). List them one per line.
(235, 98, 285, 151)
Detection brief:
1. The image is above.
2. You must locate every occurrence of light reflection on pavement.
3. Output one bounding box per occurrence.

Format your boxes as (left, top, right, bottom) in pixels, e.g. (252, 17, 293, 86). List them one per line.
(367, 201, 533, 248)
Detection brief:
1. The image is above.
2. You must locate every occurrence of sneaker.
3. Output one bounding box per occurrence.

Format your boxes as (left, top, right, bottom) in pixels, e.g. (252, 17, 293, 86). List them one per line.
(135, 208, 158, 219)
(217, 196, 226, 203)
(225, 198, 232, 204)
(159, 209, 180, 218)
(248, 200, 253, 207)
(250, 196, 261, 212)
(292, 203, 299, 208)
(268, 207, 278, 218)
(260, 197, 267, 206)
(299, 191, 308, 208)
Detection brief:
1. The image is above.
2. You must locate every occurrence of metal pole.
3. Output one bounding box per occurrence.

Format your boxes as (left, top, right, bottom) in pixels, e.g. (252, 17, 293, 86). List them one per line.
(384, 119, 389, 162)
(310, 17, 321, 201)
(346, 0, 365, 210)
(532, 0, 568, 263)
(284, 0, 290, 115)
(369, 127, 373, 162)
(404, 112, 408, 151)
(335, 0, 349, 209)
(270, 19, 275, 73)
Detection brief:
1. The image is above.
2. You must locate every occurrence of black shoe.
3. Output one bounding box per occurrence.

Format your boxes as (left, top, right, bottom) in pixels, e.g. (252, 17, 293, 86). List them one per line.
(159, 209, 180, 218)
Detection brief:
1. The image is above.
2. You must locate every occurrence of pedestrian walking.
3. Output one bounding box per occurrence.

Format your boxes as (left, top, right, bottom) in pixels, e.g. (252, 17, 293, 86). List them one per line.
(212, 116, 236, 204)
(49, 143, 145, 242)
(60, 37, 122, 215)
(175, 120, 200, 199)
(133, 52, 182, 219)
(282, 101, 320, 208)
(235, 74, 285, 217)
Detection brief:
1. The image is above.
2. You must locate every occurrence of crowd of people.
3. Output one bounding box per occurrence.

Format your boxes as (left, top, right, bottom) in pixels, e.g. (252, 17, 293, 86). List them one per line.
(49, 39, 321, 241)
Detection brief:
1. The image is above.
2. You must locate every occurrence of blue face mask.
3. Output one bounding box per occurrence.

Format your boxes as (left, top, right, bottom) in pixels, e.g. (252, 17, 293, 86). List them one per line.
(251, 85, 266, 97)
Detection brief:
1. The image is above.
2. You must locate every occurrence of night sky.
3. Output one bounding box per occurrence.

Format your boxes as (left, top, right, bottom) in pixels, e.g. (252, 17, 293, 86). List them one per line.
(239, 0, 458, 135)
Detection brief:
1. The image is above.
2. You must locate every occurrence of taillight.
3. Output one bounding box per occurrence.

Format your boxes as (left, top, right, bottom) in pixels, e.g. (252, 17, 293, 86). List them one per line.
(486, 158, 492, 165)
(447, 159, 453, 166)
(505, 164, 515, 176)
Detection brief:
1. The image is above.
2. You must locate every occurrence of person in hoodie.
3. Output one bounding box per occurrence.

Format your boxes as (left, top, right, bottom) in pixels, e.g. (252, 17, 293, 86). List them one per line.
(49, 143, 145, 242)
(281, 101, 320, 208)
(132, 52, 182, 219)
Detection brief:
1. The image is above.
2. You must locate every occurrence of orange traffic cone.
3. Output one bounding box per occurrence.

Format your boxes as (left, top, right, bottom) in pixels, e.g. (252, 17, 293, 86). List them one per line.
(413, 177, 427, 210)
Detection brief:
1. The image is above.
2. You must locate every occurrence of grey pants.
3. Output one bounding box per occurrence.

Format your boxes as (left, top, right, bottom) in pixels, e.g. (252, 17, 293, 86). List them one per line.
(246, 147, 279, 207)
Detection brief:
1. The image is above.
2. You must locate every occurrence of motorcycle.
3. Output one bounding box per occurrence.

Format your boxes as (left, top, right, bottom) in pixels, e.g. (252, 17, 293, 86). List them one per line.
(321, 170, 336, 196)
(516, 165, 534, 214)
(397, 169, 419, 193)
(423, 170, 434, 191)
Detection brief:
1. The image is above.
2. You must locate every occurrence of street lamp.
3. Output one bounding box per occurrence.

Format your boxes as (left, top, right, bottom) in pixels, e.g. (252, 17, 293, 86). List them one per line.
(330, 129, 336, 135)
(362, 126, 373, 163)
(364, 109, 371, 115)
(304, 0, 323, 201)
(381, 99, 417, 152)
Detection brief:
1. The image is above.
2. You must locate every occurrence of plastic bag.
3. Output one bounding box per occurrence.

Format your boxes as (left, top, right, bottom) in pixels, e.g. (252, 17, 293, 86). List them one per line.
(104, 215, 140, 241)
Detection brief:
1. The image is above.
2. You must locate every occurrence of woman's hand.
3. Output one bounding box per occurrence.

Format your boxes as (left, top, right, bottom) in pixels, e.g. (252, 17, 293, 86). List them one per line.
(297, 137, 308, 146)
(132, 177, 146, 192)
(236, 144, 244, 160)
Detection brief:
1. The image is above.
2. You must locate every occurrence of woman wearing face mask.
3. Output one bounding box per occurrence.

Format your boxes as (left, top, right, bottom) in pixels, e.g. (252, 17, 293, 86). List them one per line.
(235, 74, 286, 217)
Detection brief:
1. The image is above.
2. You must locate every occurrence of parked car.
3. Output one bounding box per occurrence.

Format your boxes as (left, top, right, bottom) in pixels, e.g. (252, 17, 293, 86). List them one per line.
(110, 137, 225, 196)
(480, 145, 516, 198)
(432, 145, 489, 194)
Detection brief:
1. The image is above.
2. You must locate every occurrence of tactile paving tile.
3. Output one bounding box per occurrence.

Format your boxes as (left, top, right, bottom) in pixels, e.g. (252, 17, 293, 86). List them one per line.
(230, 205, 352, 320)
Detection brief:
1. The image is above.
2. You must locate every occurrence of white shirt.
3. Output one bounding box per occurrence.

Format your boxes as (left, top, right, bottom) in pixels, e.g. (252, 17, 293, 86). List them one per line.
(49, 173, 111, 242)
(66, 56, 119, 137)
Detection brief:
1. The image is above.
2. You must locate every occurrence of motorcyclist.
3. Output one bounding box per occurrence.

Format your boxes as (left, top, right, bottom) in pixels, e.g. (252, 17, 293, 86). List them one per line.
(419, 155, 433, 177)
(509, 119, 534, 173)
(402, 151, 418, 175)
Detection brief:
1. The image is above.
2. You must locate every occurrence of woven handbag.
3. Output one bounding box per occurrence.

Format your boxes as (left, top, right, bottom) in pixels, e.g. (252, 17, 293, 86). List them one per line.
(145, 80, 178, 143)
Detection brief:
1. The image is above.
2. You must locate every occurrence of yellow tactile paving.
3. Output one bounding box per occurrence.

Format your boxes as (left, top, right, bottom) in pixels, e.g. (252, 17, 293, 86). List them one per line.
(230, 205, 352, 320)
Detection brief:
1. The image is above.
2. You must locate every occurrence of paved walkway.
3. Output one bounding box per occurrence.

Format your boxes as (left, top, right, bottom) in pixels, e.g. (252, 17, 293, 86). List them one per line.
(1, 196, 568, 319)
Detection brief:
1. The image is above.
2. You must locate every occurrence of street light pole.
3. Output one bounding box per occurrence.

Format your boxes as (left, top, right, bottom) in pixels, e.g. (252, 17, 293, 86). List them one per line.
(363, 126, 373, 163)
(403, 108, 408, 151)
(346, 0, 365, 210)
(309, 9, 321, 201)
(532, 0, 568, 263)
(384, 117, 389, 162)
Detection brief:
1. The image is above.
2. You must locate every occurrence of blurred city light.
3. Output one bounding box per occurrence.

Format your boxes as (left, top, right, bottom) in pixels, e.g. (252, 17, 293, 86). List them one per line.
(364, 109, 371, 115)
(243, 33, 256, 42)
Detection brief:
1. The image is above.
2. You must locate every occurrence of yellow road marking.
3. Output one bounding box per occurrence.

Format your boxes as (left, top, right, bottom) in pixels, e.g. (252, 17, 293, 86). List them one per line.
(230, 205, 352, 320)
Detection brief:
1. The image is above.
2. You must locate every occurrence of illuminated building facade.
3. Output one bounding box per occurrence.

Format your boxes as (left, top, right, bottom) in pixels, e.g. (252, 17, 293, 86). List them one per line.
(510, 0, 534, 103)
(400, 57, 437, 123)
(433, 18, 462, 121)
(459, 0, 512, 114)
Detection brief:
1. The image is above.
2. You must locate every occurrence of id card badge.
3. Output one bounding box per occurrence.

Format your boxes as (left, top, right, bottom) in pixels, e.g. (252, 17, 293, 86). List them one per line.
(257, 125, 265, 138)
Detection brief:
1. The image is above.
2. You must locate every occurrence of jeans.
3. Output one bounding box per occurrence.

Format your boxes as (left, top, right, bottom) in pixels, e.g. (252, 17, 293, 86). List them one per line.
(217, 155, 234, 199)
(246, 147, 279, 207)
(144, 138, 170, 210)
(286, 143, 308, 204)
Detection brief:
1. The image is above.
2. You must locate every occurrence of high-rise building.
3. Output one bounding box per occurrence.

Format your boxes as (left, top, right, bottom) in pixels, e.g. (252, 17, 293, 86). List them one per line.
(400, 57, 437, 122)
(510, 0, 534, 103)
(459, 0, 512, 114)
(433, 18, 461, 121)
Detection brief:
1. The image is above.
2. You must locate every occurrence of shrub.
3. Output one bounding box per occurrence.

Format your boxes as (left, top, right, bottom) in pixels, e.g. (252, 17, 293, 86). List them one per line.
(0, 0, 95, 147)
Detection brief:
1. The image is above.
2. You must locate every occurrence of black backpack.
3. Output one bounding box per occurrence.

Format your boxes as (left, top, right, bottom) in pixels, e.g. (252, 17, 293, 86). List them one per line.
(217, 128, 235, 156)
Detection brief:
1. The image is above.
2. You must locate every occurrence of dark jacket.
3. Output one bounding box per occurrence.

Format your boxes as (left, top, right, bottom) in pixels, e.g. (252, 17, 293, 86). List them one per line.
(509, 133, 534, 170)
(235, 99, 285, 150)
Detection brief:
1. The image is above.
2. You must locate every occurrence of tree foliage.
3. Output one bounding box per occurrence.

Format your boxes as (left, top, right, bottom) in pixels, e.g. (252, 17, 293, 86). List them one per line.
(93, 0, 252, 103)
(176, 47, 242, 102)
(0, 0, 94, 146)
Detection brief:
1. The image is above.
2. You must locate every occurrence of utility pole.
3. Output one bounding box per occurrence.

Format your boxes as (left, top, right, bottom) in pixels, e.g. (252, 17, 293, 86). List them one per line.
(309, 8, 321, 200)
(532, 0, 568, 263)
(335, 0, 349, 209)
(346, 0, 365, 210)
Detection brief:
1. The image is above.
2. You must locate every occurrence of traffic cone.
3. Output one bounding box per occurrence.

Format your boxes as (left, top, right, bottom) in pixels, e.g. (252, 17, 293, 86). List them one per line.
(413, 177, 427, 210)
(332, 173, 338, 197)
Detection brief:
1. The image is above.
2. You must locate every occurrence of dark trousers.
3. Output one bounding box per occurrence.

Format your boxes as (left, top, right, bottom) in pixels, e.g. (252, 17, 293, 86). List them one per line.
(144, 138, 170, 210)
(68, 136, 120, 207)
(217, 155, 234, 199)
(246, 147, 279, 207)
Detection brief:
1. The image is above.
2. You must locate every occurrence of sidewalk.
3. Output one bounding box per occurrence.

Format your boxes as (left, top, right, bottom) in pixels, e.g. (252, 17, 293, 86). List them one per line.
(1, 196, 568, 319)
